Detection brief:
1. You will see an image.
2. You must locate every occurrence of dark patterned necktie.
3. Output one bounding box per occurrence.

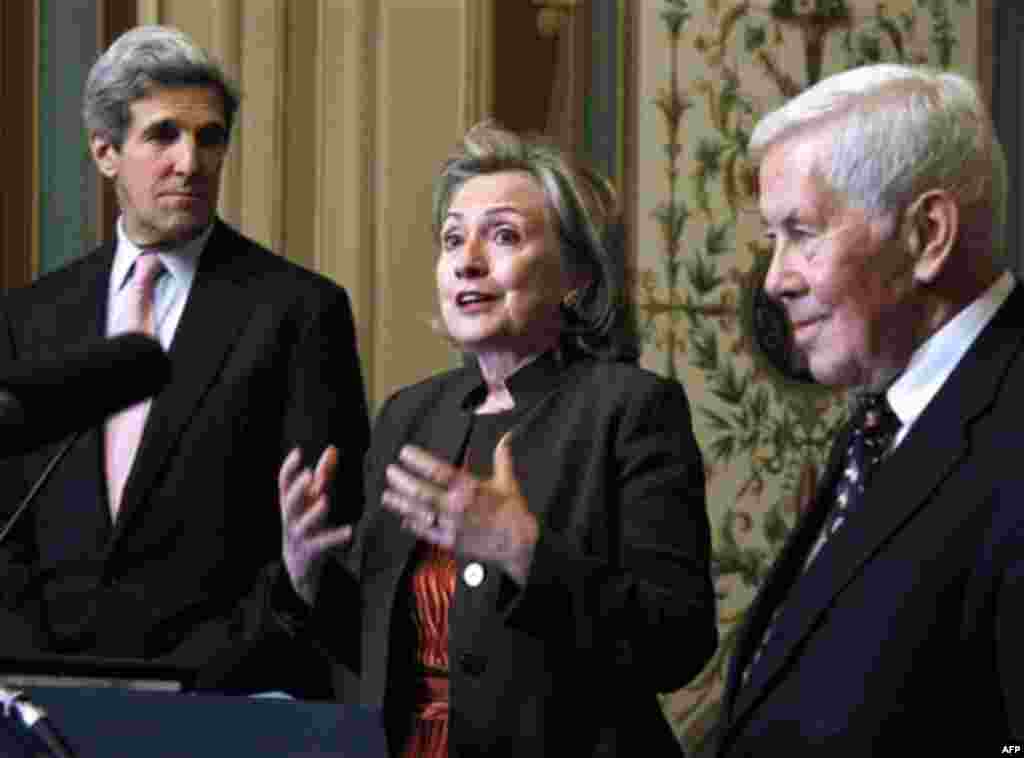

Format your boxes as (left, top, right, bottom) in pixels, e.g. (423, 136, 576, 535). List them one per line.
(741, 392, 900, 687)
(821, 393, 901, 539)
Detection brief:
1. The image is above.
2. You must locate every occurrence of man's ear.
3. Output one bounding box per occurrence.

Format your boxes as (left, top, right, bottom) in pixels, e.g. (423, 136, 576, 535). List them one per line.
(90, 133, 120, 179)
(905, 189, 958, 285)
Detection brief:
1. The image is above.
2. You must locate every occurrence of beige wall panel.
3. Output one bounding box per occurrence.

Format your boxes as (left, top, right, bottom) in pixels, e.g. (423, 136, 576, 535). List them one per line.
(137, 0, 160, 28)
(237, 0, 285, 249)
(207, 0, 243, 229)
(140, 0, 214, 52)
(311, 0, 376, 396)
(281, 0, 318, 273)
(459, 0, 494, 130)
(372, 1, 465, 407)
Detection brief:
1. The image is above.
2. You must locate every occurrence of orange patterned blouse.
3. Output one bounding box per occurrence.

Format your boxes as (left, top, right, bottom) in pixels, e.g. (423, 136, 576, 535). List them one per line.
(401, 406, 523, 757)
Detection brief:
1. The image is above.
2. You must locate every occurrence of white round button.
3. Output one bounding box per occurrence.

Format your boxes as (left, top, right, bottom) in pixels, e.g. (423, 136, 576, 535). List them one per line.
(463, 562, 485, 588)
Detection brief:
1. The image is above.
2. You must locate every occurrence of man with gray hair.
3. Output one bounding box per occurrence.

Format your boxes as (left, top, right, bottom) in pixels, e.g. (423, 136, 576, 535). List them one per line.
(0, 26, 369, 696)
(712, 64, 1023, 753)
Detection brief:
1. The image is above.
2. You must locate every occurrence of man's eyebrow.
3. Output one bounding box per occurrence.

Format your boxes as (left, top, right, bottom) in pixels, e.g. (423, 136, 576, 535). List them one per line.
(142, 118, 177, 131)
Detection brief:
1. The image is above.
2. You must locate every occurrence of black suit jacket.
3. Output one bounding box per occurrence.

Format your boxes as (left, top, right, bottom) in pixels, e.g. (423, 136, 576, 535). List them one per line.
(0, 220, 369, 693)
(276, 349, 717, 757)
(713, 283, 1024, 754)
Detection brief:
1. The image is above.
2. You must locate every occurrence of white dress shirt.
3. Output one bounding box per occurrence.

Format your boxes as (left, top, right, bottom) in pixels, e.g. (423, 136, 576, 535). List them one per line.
(106, 218, 211, 348)
(886, 270, 1016, 446)
(802, 270, 1016, 568)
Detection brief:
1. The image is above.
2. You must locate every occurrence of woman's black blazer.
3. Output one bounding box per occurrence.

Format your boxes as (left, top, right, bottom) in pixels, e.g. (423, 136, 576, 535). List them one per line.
(281, 350, 716, 757)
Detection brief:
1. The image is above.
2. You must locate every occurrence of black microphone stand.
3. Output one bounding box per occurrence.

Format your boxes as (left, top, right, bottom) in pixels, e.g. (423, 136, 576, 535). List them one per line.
(0, 433, 84, 757)
(1, 686, 77, 758)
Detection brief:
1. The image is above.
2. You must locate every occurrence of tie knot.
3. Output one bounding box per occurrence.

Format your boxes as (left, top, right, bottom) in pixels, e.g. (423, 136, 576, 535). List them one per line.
(856, 393, 900, 438)
(132, 252, 165, 289)
(110, 252, 166, 338)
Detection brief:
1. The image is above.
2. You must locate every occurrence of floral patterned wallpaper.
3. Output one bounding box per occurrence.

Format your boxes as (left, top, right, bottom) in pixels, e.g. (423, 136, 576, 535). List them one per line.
(631, 0, 981, 751)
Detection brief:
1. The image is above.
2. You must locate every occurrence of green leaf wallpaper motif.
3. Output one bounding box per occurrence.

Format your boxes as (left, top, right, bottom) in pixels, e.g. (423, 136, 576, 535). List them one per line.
(636, 0, 978, 751)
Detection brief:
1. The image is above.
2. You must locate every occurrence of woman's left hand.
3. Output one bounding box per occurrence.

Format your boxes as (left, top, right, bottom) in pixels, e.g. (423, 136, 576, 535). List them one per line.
(382, 435, 539, 585)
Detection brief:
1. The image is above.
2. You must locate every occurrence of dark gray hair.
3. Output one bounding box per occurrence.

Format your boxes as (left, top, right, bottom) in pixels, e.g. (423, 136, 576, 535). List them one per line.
(750, 64, 1007, 264)
(83, 25, 240, 148)
(433, 122, 638, 361)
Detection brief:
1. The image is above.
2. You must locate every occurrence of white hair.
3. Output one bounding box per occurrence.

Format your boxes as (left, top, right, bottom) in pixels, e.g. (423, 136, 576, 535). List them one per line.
(750, 64, 1007, 261)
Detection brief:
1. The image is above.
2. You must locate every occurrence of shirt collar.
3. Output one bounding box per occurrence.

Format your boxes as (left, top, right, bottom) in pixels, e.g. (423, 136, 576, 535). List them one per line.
(886, 270, 1016, 429)
(111, 216, 212, 293)
(460, 348, 570, 412)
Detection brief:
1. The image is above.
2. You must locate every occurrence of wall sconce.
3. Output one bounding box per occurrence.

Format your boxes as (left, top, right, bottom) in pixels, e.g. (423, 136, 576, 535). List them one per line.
(533, 0, 580, 38)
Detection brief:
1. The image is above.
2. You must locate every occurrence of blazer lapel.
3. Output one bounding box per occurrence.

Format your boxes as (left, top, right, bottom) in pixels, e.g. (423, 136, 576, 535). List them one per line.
(727, 284, 1024, 729)
(109, 222, 252, 537)
(359, 368, 478, 589)
(724, 421, 851, 721)
(359, 373, 476, 708)
(398, 371, 479, 545)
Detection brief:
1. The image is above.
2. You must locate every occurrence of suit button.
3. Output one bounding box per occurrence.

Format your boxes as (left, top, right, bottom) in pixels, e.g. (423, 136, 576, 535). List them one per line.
(458, 652, 487, 677)
(462, 562, 485, 587)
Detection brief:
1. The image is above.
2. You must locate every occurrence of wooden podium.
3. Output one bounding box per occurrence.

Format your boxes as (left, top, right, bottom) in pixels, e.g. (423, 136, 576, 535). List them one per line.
(0, 686, 388, 757)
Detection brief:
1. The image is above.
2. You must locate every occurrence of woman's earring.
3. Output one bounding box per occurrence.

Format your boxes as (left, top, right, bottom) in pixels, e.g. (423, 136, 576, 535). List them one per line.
(562, 289, 580, 310)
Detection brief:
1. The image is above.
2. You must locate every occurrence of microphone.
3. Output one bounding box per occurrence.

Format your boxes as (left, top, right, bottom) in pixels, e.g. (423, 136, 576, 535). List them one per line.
(0, 686, 77, 758)
(0, 334, 171, 457)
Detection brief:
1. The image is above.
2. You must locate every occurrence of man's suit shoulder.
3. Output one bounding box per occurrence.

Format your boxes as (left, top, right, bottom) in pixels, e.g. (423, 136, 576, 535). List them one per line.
(3, 221, 347, 305)
(206, 222, 349, 300)
(1, 245, 110, 310)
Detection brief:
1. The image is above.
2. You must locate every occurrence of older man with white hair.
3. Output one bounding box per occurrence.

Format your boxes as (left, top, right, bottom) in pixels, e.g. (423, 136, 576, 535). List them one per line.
(712, 63, 1023, 754)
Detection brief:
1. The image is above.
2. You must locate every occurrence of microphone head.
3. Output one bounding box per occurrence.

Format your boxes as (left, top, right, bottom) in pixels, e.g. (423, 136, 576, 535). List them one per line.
(0, 334, 171, 456)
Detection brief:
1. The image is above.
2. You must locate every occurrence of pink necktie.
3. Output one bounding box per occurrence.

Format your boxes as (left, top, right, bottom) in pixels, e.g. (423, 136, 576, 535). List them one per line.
(105, 253, 164, 518)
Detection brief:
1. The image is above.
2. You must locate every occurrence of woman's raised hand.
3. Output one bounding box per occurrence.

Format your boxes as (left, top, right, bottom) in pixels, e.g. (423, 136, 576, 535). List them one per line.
(278, 445, 353, 604)
(381, 435, 538, 585)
